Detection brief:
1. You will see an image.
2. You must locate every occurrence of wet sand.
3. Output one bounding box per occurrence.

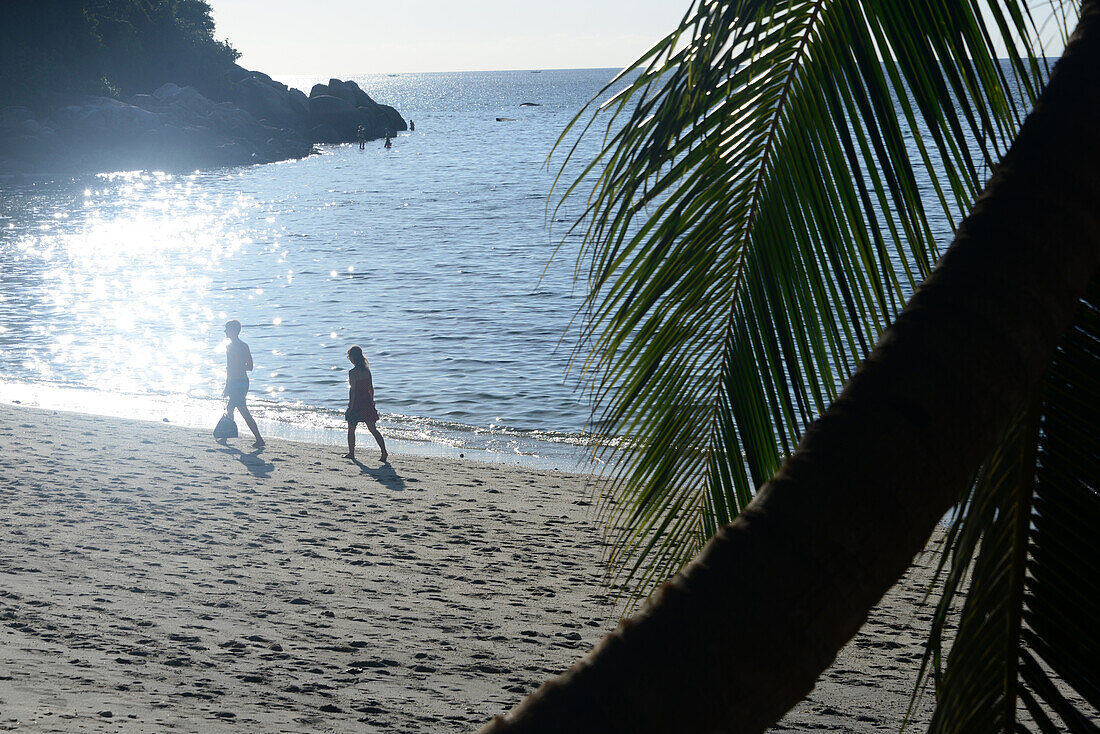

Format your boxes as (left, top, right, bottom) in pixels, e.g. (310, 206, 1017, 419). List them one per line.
(2, 402, 958, 732)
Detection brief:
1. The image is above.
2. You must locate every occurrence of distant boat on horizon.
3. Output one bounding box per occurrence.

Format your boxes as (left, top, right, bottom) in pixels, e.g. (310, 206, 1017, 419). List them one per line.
(530, 70, 541, 73)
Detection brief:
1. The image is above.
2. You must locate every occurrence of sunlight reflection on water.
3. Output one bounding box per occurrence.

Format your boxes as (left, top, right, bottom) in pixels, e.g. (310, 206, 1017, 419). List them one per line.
(24, 172, 259, 399)
(0, 70, 623, 466)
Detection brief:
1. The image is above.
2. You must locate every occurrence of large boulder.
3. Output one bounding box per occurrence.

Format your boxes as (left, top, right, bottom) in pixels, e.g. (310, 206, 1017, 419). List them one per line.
(148, 84, 216, 117)
(52, 97, 162, 138)
(230, 76, 303, 130)
(364, 102, 406, 137)
(205, 104, 260, 135)
(344, 80, 377, 108)
(224, 64, 252, 84)
(288, 88, 310, 117)
(310, 123, 342, 144)
(0, 114, 51, 137)
(309, 94, 361, 139)
(308, 93, 355, 114)
(304, 78, 406, 141)
(153, 82, 182, 99)
(322, 78, 358, 108)
(0, 86, 314, 178)
(0, 107, 62, 174)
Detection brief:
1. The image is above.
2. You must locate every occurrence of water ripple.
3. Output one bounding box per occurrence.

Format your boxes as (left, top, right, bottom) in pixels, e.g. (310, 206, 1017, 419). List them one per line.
(0, 70, 621, 459)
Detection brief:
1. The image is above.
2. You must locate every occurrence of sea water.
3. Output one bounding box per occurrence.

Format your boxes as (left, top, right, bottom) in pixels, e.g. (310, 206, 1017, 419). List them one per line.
(0, 64, 983, 469)
(0, 69, 629, 468)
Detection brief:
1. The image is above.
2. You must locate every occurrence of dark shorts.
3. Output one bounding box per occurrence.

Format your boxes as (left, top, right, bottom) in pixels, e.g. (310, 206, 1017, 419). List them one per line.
(225, 378, 249, 409)
(345, 406, 378, 425)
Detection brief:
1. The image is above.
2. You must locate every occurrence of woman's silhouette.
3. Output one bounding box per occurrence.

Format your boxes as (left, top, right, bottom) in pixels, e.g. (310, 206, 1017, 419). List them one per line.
(343, 345, 387, 462)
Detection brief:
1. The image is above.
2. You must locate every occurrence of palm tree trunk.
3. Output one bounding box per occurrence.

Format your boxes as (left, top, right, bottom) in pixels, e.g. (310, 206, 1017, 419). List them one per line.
(477, 3, 1100, 733)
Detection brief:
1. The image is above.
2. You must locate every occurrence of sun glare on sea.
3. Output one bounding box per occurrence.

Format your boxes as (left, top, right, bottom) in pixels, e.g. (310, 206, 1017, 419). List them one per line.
(15, 172, 265, 400)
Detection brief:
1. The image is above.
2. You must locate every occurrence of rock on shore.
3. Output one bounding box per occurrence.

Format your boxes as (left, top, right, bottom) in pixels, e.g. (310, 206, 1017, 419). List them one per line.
(306, 78, 406, 143)
(0, 68, 407, 179)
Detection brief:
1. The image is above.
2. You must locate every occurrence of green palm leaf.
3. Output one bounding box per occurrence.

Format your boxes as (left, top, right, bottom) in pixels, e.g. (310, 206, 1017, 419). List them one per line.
(923, 278, 1099, 732)
(554, 0, 1066, 603)
(547, 0, 1095, 731)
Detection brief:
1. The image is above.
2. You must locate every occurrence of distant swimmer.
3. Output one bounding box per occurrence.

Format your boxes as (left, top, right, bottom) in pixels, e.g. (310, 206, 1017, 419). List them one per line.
(221, 319, 264, 447)
(343, 345, 387, 462)
(357, 125, 366, 150)
(409, 119, 414, 131)
(384, 131, 392, 148)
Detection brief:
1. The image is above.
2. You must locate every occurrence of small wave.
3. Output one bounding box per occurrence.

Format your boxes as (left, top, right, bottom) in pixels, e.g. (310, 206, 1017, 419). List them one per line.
(0, 379, 610, 470)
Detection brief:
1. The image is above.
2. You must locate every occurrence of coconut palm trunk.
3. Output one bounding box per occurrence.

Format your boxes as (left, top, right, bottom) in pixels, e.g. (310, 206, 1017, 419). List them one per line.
(478, 3, 1100, 733)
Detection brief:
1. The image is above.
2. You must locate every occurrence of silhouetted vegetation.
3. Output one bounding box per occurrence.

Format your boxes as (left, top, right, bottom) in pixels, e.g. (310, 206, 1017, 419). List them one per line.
(0, 0, 240, 106)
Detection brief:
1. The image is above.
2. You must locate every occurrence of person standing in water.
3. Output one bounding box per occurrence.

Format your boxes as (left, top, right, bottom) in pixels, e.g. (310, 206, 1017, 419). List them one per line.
(222, 319, 264, 447)
(344, 345, 387, 462)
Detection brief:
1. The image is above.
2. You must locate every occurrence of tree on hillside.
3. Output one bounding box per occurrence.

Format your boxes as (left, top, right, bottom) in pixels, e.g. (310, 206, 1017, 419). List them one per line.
(479, 0, 1098, 732)
(0, 0, 239, 105)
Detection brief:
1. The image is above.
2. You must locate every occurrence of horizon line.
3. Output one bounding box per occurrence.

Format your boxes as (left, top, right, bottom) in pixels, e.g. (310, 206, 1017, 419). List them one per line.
(264, 65, 628, 78)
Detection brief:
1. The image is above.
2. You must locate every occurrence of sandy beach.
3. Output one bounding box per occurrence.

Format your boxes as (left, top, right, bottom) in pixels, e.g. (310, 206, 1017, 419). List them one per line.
(1, 402, 953, 732)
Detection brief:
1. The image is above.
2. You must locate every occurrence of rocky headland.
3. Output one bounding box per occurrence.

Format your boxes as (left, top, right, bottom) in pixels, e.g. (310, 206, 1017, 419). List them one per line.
(0, 67, 406, 180)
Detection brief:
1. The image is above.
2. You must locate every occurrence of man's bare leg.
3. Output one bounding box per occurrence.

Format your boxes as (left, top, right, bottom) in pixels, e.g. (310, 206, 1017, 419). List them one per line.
(238, 404, 264, 447)
(366, 423, 387, 462)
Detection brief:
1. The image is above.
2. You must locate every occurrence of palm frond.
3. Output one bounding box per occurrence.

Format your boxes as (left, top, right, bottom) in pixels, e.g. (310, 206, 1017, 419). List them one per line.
(926, 278, 1100, 733)
(553, 0, 1067, 604)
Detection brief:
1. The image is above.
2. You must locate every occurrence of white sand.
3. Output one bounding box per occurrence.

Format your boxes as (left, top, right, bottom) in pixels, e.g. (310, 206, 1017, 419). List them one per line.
(1, 403, 957, 732)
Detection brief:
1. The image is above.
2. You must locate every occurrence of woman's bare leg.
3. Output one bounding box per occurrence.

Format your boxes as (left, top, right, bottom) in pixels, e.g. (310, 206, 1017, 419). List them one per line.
(344, 424, 356, 460)
(366, 422, 387, 462)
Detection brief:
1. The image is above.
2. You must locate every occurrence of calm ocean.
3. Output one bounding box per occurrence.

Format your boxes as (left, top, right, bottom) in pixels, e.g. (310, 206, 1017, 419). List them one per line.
(0, 69, 625, 468)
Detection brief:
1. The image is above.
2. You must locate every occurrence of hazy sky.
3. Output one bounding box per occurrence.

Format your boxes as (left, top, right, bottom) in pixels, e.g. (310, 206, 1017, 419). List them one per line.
(210, 0, 690, 75)
(210, 1, 1069, 76)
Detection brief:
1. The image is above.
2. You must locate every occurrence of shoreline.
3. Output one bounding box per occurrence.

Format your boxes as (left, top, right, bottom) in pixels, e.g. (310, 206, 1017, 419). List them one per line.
(2, 402, 959, 731)
(0, 381, 598, 474)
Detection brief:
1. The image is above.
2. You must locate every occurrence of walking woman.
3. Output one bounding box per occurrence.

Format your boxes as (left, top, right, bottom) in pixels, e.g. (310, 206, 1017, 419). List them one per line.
(344, 345, 387, 462)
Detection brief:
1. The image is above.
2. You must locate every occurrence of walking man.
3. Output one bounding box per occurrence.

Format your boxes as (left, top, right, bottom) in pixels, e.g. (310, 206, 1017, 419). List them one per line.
(222, 319, 264, 447)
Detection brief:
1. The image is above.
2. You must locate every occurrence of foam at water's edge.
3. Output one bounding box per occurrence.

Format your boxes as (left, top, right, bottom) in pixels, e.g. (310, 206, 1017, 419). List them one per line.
(0, 379, 603, 472)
